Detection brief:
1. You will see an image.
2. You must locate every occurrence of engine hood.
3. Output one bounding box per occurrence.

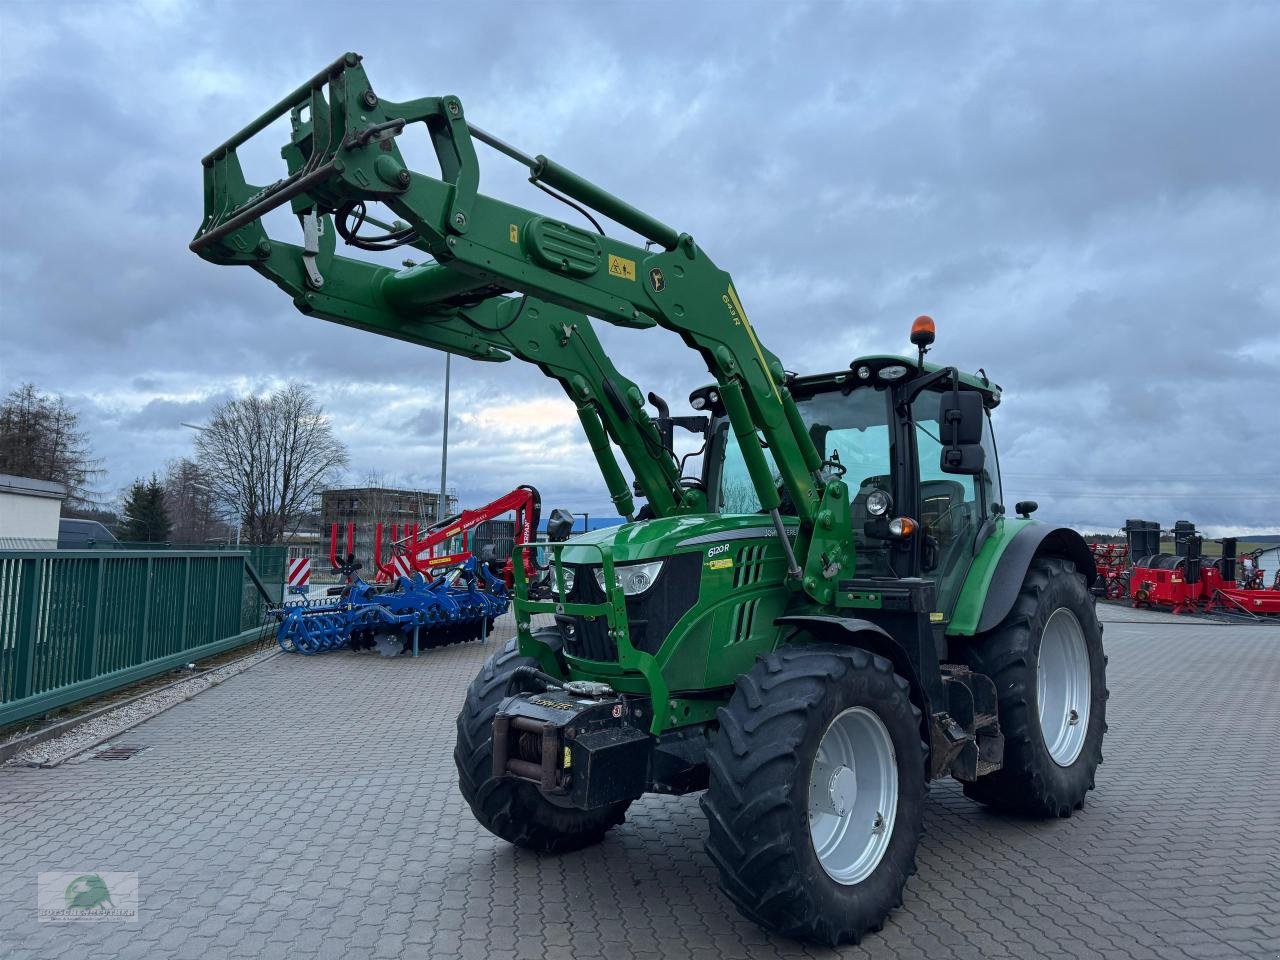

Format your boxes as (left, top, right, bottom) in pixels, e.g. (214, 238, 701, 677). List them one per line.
(555, 513, 799, 566)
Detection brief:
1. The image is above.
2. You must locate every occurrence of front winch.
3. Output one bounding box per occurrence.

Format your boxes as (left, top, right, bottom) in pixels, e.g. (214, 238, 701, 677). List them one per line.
(492, 688, 651, 810)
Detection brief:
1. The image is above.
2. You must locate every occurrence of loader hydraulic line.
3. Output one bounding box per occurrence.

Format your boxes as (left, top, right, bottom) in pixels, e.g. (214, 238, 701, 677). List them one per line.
(191, 52, 842, 601)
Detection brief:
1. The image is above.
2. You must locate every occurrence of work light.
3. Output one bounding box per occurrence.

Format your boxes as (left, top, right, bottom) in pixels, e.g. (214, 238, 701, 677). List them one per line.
(866, 489, 893, 517)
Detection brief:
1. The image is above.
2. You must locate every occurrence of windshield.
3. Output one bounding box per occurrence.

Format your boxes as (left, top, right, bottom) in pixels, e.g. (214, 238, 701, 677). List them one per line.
(710, 380, 1001, 590)
(713, 384, 897, 575)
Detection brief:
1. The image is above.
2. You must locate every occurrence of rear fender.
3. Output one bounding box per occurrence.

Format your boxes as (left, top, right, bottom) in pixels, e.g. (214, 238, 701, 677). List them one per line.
(948, 519, 1096, 636)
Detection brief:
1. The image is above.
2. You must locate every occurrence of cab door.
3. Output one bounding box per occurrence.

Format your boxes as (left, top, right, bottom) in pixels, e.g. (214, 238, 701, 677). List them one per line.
(910, 393, 1003, 619)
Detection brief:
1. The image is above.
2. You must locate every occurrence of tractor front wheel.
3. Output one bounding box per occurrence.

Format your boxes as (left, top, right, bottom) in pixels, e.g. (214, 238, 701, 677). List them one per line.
(964, 557, 1108, 816)
(454, 637, 630, 852)
(702, 644, 926, 946)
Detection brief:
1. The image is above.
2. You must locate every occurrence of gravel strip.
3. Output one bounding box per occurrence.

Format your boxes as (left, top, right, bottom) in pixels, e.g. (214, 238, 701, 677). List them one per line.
(4, 647, 281, 768)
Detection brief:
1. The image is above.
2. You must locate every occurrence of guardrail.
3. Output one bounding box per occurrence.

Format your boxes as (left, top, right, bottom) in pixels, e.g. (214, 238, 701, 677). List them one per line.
(0, 547, 285, 728)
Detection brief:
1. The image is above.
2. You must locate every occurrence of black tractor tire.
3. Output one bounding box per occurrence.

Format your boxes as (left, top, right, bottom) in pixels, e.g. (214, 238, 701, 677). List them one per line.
(454, 637, 630, 852)
(701, 644, 927, 946)
(964, 556, 1108, 817)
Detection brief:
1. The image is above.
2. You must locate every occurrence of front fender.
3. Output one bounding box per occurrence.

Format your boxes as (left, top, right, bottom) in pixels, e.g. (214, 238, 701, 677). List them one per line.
(947, 519, 1096, 636)
(776, 613, 936, 765)
(777, 614, 930, 713)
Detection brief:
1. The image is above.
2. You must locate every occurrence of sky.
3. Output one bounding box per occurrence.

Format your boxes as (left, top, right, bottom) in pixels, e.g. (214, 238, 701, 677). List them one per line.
(1, 0, 1277, 535)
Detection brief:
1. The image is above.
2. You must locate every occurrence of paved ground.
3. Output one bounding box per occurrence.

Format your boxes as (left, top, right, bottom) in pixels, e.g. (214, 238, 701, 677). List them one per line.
(2, 607, 1277, 960)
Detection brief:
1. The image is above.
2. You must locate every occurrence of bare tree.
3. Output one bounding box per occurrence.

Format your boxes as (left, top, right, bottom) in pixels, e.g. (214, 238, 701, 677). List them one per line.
(163, 457, 223, 542)
(359, 471, 392, 528)
(721, 477, 763, 515)
(0, 383, 103, 505)
(194, 384, 349, 544)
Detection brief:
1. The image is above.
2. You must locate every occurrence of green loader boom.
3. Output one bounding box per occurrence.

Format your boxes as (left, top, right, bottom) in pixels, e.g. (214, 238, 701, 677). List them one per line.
(193, 53, 1107, 948)
(192, 52, 838, 591)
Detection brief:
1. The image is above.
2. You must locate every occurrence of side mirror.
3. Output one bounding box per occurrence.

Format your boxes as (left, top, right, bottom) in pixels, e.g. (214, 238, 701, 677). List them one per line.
(547, 508, 575, 543)
(938, 391, 986, 476)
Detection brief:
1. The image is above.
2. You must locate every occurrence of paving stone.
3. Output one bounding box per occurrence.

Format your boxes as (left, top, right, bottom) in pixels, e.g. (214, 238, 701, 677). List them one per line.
(1, 610, 1277, 959)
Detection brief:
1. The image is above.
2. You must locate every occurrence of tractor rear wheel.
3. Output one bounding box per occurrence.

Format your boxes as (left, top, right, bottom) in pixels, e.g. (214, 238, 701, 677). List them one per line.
(454, 636, 630, 852)
(702, 644, 926, 946)
(964, 557, 1108, 816)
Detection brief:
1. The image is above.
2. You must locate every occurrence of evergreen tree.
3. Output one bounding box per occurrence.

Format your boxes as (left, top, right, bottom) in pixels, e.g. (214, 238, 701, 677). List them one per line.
(0, 383, 102, 505)
(121, 475, 173, 542)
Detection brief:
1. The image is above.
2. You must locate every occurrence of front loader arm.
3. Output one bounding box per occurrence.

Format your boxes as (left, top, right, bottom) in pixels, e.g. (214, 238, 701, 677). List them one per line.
(193, 52, 850, 602)
(247, 233, 694, 520)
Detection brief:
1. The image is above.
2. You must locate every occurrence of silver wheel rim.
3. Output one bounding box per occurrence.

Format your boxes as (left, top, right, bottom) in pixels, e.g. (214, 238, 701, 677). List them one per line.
(808, 706, 898, 885)
(1037, 608, 1091, 767)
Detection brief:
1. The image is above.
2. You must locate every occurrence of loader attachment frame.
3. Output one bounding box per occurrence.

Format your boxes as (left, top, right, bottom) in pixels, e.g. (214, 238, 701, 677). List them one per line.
(191, 52, 847, 604)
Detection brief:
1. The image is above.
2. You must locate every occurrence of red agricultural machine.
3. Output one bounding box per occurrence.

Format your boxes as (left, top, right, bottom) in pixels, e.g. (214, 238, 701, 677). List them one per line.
(1087, 542, 1131, 599)
(1106, 519, 1280, 617)
(328, 485, 571, 599)
(371, 485, 541, 587)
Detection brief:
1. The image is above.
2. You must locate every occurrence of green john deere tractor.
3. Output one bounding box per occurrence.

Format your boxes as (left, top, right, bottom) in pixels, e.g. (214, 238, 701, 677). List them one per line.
(192, 54, 1107, 945)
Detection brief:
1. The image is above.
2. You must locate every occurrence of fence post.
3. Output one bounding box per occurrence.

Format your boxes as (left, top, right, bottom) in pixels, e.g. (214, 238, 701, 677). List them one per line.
(139, 556, 154, 666)
(213, 557, 223, 636)
(180, 556, 192, 649)
(81, 556, 105, 683)
(13, 557, 44, 702)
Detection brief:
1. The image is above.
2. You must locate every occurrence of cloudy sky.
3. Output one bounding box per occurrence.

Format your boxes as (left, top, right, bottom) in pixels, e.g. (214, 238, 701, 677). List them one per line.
(1, 0, 1277, 534)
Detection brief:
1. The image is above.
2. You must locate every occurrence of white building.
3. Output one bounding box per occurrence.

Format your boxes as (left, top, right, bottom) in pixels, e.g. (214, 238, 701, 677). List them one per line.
(0, 473, 67, 549)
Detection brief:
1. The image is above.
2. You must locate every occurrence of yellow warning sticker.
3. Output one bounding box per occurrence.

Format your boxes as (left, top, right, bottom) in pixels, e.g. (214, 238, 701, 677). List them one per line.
(708, 558, 734, 571)
(562, 747, 572, 768)
(929, 612, 944, 623)
(608, 254, 637, 281)
(509, 223, 519, 243)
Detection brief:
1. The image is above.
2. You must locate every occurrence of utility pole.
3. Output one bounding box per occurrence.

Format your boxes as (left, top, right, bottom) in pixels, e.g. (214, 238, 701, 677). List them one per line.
(438, 353, 451, 522)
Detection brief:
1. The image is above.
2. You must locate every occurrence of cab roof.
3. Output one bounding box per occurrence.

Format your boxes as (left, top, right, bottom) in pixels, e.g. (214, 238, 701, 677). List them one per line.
(690, 355, 1001, 412)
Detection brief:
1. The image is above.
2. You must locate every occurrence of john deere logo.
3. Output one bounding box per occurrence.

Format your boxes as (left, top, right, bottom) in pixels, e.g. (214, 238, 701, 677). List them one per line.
(648, 267, 666, 292)
(65, 874, 113, 912)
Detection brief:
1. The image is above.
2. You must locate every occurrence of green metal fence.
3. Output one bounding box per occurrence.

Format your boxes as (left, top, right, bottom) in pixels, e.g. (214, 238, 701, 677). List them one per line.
(0, 547, 286, 728)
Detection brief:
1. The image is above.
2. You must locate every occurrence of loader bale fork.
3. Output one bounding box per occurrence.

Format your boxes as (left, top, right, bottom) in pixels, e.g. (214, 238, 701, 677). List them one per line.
(193, 54, 1108, 945)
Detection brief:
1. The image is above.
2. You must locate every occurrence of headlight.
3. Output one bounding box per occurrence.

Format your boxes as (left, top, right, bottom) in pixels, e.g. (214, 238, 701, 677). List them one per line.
(553, 566, 575, 595)
(594, 560, 664, 596)
(878, 364, 910, 381)
(866, 489, 892, 517)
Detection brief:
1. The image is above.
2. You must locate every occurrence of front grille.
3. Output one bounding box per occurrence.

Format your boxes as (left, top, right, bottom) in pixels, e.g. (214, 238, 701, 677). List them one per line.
(557, 553, 702, 660)
(734, 543, 770, 588)
(729, 597, 762, 644)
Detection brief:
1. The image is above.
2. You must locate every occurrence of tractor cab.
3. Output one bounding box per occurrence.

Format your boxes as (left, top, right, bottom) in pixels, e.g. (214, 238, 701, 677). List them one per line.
(697, 322, 1004, 626)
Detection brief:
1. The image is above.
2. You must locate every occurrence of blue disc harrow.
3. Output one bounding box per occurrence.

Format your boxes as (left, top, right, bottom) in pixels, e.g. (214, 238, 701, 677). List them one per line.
(271, 557, 510, 656)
